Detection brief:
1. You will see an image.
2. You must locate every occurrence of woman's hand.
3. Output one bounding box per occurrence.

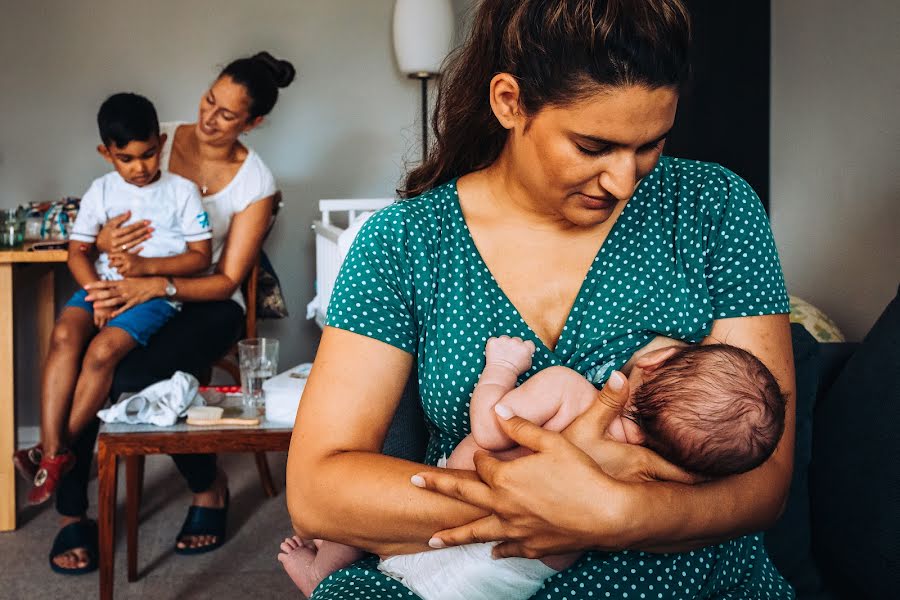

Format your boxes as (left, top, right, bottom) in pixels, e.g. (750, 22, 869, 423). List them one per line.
(95, 211, 153, 254)
(413, 373, 644, 559)
(84, 276, 166, 316)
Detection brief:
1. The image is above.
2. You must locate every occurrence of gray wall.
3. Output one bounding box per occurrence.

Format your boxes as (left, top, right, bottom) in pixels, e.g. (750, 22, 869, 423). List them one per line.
(770, 0, 899, 340)
(2, 0, 468, 434)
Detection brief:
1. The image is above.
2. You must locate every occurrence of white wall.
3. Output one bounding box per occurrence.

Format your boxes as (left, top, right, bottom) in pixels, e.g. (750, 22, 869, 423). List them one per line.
(771, 0, 900, 340)
(2, 0, 466, 432)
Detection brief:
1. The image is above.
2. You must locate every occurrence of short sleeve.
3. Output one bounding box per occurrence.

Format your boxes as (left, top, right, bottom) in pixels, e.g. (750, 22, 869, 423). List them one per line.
(69, 179, 106, 243)
(231, 152, 277, 214)
(704, 168, 790, 319)
(325, 208, 417, 354)
(178, 184, 213, 242)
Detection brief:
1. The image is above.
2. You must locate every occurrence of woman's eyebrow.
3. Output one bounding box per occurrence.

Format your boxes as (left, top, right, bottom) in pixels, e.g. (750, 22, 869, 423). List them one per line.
(575, 129, 672, 147)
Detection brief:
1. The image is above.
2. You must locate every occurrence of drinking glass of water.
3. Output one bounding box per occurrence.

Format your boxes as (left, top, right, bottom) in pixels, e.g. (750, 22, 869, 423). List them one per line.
(238, 338, 279, 414)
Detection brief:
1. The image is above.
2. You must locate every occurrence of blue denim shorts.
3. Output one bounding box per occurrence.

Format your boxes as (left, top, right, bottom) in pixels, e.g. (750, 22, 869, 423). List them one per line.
(65, 289, 177, 346)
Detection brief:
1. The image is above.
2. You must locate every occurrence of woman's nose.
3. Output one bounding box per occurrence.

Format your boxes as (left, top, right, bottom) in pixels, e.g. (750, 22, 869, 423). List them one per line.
(598, 153, 638, 202)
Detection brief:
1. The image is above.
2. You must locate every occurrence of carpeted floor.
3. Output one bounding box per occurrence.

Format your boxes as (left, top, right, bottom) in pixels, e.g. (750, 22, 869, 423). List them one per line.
(0, 451, 303, 599)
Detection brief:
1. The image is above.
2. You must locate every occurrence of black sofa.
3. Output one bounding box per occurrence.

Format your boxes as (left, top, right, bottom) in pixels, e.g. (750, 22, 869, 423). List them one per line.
(765, 287, 899, 599)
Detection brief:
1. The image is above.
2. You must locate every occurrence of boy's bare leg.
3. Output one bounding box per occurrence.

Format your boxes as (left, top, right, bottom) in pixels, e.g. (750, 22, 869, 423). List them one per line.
(66, 326, 137, 440)
(278, 536, 364, 597)
(40, 308, 96, 455)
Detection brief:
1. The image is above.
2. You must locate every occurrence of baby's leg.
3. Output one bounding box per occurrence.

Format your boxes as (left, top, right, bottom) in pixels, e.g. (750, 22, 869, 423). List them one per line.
(40, 307, 96, 455)
(66, 327, 137, 440)
(469, 336, 535, 450)
(278, 536, 364, 597)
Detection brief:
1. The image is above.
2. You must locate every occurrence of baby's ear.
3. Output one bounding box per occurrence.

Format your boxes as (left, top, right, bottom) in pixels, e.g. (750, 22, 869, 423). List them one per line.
(97, 144, 113, 164)
(634, 346, 680, 373)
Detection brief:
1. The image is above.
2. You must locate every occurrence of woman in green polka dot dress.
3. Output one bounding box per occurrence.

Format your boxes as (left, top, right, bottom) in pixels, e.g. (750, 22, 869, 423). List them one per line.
(287, 1, 795, 598)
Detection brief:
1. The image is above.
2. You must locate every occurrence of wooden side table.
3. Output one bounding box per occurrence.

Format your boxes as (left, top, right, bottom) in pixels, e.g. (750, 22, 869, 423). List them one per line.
(96, 418, 292, 600)
(0, 244, 68, 531)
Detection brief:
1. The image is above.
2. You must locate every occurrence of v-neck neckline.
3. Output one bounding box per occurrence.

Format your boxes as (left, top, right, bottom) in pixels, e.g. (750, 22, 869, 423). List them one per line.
(450, 178, 635, 357)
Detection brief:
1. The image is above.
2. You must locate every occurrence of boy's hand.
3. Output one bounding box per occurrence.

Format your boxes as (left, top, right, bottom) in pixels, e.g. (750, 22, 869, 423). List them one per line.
(93, 307, 112, 329)
(485, 336, 536, 374)
(108, 252, 147, 276)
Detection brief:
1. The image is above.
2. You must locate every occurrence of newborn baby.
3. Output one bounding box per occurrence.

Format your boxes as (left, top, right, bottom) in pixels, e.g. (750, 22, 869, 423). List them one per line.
(279, 336, 786, 599)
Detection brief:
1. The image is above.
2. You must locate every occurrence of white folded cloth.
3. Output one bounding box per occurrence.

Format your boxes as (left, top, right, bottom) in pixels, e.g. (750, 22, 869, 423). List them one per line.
(97, 371, 203, 426)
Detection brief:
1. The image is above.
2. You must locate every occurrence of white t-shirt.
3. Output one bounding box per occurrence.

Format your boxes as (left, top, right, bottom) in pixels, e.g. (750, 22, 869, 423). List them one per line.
(70, 171, 211, 281)
(159, 122, 277, 308)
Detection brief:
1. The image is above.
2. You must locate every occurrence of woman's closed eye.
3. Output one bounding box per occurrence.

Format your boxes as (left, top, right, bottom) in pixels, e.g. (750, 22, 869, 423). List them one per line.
(575, 143, 613, 157)
(576, 138, 666, 157)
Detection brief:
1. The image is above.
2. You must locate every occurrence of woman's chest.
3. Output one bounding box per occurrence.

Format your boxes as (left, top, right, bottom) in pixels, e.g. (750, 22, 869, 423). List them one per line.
(168, 145, 243, 197)
(415, 226, 717, 438)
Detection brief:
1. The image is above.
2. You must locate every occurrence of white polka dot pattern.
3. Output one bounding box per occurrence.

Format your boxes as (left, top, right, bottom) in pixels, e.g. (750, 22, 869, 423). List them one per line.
(319, 157, 793, 599)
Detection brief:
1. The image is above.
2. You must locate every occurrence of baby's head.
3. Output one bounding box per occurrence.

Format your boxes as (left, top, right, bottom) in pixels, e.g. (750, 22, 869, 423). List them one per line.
(628, 344, 786, 478)
(96, 92, 164, 187)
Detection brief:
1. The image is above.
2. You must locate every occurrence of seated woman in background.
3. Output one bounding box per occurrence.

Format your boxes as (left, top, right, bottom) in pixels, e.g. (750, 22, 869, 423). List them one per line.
(43, 51, 294, 575)
(286, 0, 796, 599)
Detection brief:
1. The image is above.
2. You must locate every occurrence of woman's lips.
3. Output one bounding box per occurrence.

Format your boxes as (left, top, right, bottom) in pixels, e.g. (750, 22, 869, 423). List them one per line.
(578, 193, 615, 210)
(200, 123, 217, 135)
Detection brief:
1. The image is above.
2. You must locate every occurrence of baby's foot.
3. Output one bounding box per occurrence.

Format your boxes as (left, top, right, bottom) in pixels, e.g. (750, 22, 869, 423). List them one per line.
(485, 336, 535, 374)
(278, 536, 324, 597)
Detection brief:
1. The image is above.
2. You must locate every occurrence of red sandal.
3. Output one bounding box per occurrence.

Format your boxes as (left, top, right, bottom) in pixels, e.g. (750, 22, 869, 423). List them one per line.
(13, 443, 43, 482)
(27, 451, 76, 506)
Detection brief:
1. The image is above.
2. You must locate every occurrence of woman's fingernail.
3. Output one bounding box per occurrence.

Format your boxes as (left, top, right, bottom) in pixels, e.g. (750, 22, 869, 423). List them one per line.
(494, 404, 514, 420)
(410, 474, 426, 488)
(609, 371, 625, 391)
(428, 537, 446, 549)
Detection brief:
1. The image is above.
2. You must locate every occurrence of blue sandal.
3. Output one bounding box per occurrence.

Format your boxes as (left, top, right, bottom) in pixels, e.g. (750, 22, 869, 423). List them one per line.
(174, 489, 230, 555)
(49, 519, 98, 575)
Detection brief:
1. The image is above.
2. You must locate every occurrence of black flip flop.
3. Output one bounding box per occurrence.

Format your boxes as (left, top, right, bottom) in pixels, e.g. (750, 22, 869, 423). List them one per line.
(174, 489, 230, 555)
(49, 519, 98, 575)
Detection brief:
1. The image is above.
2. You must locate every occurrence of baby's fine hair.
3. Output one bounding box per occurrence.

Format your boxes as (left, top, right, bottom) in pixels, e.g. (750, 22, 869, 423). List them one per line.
(97, 92, 159, 148)
(630, 344, 786, 478)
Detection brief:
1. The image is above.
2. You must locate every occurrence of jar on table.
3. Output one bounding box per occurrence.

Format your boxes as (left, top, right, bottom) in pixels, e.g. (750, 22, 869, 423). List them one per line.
(0, 207, 25, 248)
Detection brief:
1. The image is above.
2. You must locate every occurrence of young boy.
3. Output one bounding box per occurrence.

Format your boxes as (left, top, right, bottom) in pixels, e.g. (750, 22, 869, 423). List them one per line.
(279, 336, 786, 599)
(13, 93, 212, 505)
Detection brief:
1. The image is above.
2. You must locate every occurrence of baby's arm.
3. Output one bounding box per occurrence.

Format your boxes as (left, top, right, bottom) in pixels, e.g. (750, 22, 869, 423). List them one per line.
(450, 361, 598, 470)
(66, 240, 101, 288)
(108, 239, 212, 277)
(468, 336, 536, 451)
(621, 335, 687, 374)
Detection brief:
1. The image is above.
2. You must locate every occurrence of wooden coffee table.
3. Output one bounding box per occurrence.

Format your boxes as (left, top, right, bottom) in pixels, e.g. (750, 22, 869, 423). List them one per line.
(96, 414, 292, 600)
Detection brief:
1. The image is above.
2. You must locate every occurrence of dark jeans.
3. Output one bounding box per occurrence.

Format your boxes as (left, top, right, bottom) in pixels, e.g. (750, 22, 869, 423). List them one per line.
(55, 300, 244, 517)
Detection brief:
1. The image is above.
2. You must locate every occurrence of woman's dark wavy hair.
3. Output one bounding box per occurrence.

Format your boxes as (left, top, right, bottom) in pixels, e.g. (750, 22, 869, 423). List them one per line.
(219, 51, 296, 120)
(400, 0, 692, 198)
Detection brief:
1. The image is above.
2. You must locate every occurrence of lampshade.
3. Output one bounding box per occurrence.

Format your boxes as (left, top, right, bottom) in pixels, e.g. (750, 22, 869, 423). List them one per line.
(392, 0, 455, 76)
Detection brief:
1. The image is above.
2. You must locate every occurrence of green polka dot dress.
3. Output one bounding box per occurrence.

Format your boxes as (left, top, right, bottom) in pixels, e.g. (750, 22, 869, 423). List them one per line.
(318, 157, 793, 599)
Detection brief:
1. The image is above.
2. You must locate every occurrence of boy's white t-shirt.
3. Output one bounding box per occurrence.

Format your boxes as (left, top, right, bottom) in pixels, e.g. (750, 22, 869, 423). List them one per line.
(159, 122, 277, 309)
(70, 171, 211, 281)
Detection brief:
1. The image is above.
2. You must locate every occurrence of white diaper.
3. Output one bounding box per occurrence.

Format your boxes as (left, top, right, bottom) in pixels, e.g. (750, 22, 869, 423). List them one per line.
(378, 542, 558, 600)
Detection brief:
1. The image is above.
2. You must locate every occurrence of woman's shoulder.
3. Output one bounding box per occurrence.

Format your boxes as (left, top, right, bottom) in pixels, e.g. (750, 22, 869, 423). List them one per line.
(359, 179, 459, 239)
(657, 156, 758, 203)
(217, 146, 277, 212)
(652, 156, 763, 224)
(159, 121, 185, 135)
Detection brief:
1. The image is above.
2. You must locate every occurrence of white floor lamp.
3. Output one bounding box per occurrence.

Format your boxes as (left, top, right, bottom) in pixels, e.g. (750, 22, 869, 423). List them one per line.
(392, 0, 455, 162)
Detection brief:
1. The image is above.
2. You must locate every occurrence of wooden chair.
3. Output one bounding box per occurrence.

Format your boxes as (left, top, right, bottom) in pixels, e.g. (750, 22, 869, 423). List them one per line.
(123, 193, 283, 580)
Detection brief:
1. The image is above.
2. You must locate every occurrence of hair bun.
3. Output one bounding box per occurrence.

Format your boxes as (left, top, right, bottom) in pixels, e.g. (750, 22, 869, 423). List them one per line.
(252, 51, 296, 88)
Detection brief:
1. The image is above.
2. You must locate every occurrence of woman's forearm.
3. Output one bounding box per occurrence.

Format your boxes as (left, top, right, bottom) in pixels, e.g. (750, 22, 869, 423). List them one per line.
(623, 448, 791, 553)
(169, 272, 240, 302)
(287, 450, 488, 556)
